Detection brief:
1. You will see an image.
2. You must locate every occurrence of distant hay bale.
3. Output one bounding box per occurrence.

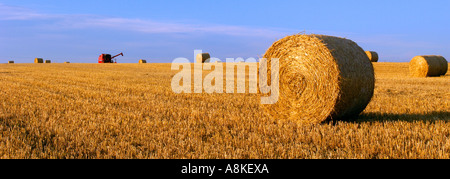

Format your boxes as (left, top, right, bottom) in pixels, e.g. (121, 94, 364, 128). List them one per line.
(45, 60, 51, 63)
(64, 62, 70, 64)
(34, 58, 43, 63)
(196, 53, 210, 63)
(261, 34, 375, 124)
(139, 59, 147, 63)
(365, 51, 379, 62)
(8, 61, 14, 64)
(409, 55, 448, 77)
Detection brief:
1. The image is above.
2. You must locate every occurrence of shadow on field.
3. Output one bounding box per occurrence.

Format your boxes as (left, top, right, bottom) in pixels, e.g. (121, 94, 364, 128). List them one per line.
(354, 111, 450, 123)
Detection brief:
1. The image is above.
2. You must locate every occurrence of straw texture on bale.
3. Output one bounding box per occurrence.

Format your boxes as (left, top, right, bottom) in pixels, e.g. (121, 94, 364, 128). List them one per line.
(365, 51, 379, 62)
(8, 61, 14, 64)
(139, 59, 147, 63)
(409, 55, 448, 77)
(45, 60, 51, 63)
(261, 34, 375, 124)
(34, 58, 43, 63)
(196, 53, 210, 63)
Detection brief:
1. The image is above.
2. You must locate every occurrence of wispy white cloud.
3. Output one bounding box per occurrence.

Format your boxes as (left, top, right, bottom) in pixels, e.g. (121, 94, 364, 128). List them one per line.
(75, 17, 291, 37)
(0, 3, 292, 38)
(0, 4, 51, 20)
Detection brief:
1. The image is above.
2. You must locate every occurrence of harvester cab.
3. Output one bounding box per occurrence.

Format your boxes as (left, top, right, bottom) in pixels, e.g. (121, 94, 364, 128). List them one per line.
(98, 52, 123, 63)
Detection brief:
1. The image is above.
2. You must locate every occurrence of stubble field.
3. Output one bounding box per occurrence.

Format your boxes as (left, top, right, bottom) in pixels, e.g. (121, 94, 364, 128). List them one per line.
(0, 62, 449, 159)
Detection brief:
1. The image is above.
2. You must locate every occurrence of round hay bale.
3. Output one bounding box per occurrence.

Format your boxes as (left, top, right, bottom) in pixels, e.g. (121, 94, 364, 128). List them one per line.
(34, 58, 43, 63)
(261, 34, 375, 124)
(64, 61, 70, 64)
(196, 53, 210, 63)
(365, 51, 379, 62)
(45, 60, 51, 63)
(8, 61, 14, 64)
(139, 59, 147, 63)
(409, 55, 448, 77)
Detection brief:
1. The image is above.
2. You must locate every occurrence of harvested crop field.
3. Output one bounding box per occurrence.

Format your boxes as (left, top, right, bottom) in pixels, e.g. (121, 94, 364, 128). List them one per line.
(0, 63, 449, 159)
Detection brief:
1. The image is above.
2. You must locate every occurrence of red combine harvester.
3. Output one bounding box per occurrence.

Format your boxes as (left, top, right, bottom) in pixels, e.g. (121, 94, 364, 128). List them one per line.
(98, 52, 123, 63)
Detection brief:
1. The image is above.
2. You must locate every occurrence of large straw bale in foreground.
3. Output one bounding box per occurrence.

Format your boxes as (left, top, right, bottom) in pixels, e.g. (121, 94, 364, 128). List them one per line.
(196, 53, 210, 63)
(409, 55, 448, 77)
(34, 58, 43, 63)
(365, 51, 379, 62)
(261, 34, 375, 124)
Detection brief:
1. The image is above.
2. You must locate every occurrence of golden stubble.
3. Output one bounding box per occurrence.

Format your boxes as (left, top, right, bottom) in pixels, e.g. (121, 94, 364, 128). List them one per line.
(0, 62, 449, 159)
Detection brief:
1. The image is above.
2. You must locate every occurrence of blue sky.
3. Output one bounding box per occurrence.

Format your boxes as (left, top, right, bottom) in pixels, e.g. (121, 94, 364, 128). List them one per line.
(0, 0, 449, 63)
